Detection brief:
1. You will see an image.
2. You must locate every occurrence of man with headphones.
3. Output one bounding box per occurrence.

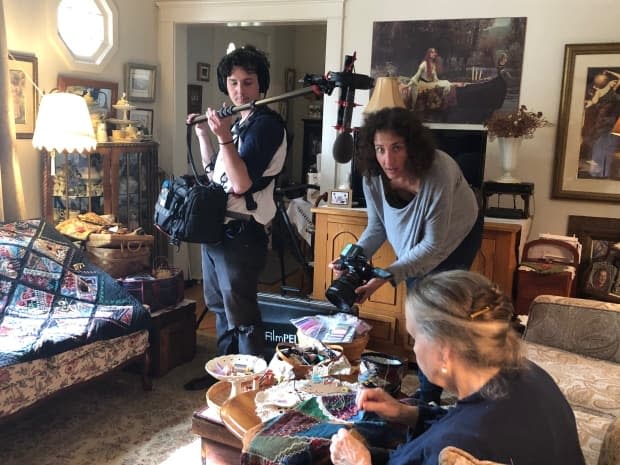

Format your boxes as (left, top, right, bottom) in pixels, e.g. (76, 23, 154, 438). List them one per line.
(185, 45, 287, 389)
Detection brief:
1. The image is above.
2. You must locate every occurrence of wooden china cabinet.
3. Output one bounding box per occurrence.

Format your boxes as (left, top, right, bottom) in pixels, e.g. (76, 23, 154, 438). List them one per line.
(42, 141, 165, 256)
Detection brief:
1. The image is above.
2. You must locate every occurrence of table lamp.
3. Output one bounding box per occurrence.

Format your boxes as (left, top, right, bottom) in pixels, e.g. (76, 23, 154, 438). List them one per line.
(32, 92, 97, 175)
(364, 76, 406, 114)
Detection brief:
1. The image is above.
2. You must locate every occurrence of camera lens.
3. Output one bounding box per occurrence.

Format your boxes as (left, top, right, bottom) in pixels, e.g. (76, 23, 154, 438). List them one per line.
(325, 273, 361, 312)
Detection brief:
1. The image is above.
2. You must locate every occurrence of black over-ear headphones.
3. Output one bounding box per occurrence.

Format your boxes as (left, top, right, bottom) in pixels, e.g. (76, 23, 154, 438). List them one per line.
(216, 45, 270, 96)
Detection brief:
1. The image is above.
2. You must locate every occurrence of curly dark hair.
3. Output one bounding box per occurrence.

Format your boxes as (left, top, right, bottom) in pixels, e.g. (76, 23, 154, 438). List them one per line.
(216, 44, 271, 95)
(356, 107, 436, 179)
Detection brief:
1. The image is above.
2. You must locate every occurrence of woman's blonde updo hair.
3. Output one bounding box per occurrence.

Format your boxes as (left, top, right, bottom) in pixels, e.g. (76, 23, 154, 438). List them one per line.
(408, 270, 523, 372)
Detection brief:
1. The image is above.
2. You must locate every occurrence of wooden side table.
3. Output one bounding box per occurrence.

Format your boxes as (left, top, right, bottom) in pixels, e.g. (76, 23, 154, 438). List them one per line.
(148, 299, 196, 377)
(192, 405, 243, 464)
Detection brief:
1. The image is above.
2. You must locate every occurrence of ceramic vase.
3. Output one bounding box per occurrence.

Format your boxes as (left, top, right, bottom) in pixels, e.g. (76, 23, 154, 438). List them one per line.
(496, 137, 522, 183)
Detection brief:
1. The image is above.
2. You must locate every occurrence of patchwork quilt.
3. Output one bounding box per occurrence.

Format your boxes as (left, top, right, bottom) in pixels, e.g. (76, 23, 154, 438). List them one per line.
(242, 393, 406, 465)
(0, 219, 150, 367)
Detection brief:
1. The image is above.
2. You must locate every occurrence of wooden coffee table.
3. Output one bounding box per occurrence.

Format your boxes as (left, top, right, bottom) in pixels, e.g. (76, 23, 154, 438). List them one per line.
(191, 382, 261, 464)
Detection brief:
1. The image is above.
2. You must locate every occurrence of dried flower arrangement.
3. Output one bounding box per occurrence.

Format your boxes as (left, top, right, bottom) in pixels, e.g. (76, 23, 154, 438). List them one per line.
(484, 105, 552, 141)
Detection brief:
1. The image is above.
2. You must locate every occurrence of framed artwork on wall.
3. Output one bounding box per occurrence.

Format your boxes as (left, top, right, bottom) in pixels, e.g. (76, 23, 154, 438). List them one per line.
(129, 108, 153, 136)
(187, 84, 203, 114)
(8, 52, 38, 139)
(197, 62, 210, 82)
(125, 63, 157, 102)
(552, 43, 620, 202)
(285, 68, 296, 92)
(370, 17, 527, 125)
(57, 75, 118, 118)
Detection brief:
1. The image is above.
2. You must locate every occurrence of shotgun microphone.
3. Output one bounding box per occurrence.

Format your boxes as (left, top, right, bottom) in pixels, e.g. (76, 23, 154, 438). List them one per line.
(330, 53, 374, 164)
(332, 84, 356, 163)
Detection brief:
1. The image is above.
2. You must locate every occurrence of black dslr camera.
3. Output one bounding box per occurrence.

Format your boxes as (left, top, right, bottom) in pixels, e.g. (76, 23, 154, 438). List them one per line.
(325, 243, 393, 313)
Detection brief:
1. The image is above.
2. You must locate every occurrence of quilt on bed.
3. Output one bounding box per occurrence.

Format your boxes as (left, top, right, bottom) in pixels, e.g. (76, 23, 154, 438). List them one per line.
(0, 219, 150, 368)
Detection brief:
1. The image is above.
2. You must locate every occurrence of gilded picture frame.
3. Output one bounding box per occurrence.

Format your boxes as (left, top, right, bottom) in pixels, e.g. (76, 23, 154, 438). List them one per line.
(552, 43, 620, 202)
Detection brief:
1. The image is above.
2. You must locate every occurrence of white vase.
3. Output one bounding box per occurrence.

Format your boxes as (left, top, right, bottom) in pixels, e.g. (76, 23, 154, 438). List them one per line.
(496, 137, 522, 183)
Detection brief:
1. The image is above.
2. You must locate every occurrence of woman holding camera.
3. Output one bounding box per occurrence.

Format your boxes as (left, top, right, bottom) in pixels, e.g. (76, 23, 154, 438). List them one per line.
(332, 106, 483, 403)
(329, 270, 584, 465)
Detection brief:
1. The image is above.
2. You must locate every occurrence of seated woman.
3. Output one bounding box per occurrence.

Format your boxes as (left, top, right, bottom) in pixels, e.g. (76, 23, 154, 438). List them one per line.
(329, 270, 584, 465)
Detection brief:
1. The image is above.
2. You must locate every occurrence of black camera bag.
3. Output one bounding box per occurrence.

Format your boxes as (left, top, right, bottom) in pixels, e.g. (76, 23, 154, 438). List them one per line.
(154, 119, 277, 247)
(154, 174, 227, 246)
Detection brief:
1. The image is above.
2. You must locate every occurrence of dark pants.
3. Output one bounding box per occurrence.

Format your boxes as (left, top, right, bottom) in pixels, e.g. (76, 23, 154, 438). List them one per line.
(201, 219, 268, 356)
(406, 213, 484, 403)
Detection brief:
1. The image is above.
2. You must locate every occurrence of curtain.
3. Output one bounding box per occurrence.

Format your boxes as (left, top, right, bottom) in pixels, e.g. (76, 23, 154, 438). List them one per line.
(0, 0, 27, 222)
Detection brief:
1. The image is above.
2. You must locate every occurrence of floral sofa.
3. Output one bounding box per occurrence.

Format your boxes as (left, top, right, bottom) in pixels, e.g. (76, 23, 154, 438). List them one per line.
(523, 295, 620, 465)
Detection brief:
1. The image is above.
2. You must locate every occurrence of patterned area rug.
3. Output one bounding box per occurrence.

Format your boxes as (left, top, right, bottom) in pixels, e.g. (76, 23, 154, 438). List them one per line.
(0, 333, 216, 465)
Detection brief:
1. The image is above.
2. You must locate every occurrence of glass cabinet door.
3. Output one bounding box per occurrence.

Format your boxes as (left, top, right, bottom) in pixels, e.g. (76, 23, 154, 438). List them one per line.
(50, 152, 105, 223)
(116, 149, 156, 231)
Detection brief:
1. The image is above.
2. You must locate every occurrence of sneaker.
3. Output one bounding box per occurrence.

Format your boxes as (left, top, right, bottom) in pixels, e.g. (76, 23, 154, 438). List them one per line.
(183, 374, 218, 391)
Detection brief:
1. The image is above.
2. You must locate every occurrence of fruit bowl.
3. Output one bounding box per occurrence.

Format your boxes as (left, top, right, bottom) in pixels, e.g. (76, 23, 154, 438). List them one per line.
(205, 354, 267, 398)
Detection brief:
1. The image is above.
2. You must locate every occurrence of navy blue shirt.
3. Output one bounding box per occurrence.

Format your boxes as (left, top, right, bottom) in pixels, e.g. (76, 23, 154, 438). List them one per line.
(388, 361, 585, 465)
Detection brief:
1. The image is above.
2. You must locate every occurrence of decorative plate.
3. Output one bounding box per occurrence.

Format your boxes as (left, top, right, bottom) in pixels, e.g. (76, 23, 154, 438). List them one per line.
(205, 354, 267, 384)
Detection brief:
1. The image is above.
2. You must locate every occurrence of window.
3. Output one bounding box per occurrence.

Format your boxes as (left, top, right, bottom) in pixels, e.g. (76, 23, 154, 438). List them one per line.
(55, 0, 117, 68)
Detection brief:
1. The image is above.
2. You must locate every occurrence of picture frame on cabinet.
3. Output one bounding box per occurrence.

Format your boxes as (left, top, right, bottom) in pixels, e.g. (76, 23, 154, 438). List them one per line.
(567, 215, 620, 297)
(125, 63, 157, 102)
(197, 62, 211, 82)
(328, 189, 352, 208)
(552, 43, 620, 202)
(57, 75, 118, 119)
(129, 108, 153, 136)
(8, 52, 38, 139)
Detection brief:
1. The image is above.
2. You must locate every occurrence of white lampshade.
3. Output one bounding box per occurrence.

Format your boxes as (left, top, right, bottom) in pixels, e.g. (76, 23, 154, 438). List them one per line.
(32, 92, 97, 153)
(364, 76, 406, 114)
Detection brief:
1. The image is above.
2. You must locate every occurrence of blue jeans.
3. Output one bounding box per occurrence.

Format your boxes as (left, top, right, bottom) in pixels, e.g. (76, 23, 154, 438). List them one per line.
(201, 219, 268, 356)
(406, 214, 484, 403)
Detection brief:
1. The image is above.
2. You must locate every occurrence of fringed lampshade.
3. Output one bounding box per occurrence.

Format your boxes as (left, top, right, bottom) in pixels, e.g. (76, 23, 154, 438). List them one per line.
(364, 76, 406, 114)
(32, 92, 97, 174)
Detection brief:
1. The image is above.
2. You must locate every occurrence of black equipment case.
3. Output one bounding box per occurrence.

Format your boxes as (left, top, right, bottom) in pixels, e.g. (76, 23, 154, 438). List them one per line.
(258, 292, 338, 360)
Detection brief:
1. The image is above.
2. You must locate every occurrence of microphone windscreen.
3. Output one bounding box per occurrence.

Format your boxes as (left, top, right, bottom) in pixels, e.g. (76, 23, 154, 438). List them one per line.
(332, 132, 354, 163)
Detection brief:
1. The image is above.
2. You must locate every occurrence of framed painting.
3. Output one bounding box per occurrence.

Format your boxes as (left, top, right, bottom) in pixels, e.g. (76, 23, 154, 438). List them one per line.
(285, 68, 296, 92)
(187, 84, 203, 114)
(129, 108, 153, 136)
(8, 52, 38, 139)
(125, 63, 157, 102)
(197, 62, 210, 82)
(567, 215, 620, 297)
(57, 75, 118, 118)
(370, 18, 527, 125)
(552, 43, 620, 202)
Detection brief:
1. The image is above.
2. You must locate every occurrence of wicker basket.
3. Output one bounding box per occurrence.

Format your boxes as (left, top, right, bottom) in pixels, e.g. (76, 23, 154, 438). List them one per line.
(119, 268, 184, 311)
(86, 243, 151, 278)
(297, 330, 369, 364)
(276, 342, 344, 378)
(87, 233, 154, 249)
